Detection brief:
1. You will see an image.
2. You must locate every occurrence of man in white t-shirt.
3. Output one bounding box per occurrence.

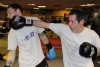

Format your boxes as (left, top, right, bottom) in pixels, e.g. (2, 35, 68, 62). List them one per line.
(33, 9, 100, 67)
(4, 4, 56, 67)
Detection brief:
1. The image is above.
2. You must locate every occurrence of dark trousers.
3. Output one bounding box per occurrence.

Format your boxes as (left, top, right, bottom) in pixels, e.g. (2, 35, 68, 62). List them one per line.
(36, 59, 49, 67)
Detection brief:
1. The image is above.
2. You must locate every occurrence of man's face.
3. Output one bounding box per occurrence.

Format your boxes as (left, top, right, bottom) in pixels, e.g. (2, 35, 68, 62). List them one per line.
(7, 7, 17, 19)
(68, 14, 83, 33)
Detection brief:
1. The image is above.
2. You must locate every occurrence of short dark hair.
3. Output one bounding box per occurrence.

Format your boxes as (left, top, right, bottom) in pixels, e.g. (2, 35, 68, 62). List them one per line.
(7, 4, 23, 14)
(69, 9, 88, 25)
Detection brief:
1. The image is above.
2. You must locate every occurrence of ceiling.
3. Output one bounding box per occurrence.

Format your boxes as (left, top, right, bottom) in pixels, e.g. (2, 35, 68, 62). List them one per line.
(0, 0, 100, 10)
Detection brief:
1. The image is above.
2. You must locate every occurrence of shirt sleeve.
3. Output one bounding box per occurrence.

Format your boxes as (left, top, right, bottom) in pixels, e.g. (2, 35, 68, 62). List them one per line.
(90, 30, 100, 48)
(92, 31, 100, 48)
(49, 23, 64, 35)
(8, 29, 18, 50)
(37, 27, 45, 34)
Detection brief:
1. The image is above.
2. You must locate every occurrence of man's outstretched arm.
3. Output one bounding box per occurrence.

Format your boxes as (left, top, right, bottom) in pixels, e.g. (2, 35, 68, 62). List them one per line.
(33, 20, 50, 28)
(9, 15, 50, 29)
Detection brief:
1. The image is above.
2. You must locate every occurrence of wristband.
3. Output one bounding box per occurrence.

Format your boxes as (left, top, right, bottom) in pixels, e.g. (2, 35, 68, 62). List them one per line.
(46, 42, 52, 51)
(4, 65, 10, 67)
(25, 18, 33, 26)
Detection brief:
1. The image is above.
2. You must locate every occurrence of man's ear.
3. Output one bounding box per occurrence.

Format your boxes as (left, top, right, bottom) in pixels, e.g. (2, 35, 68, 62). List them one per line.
(80, 19, 85, 25)
(16, 9, 22, 16)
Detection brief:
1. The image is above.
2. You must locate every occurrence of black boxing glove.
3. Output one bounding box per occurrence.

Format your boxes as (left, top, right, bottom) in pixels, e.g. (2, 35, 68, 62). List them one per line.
(79, 42, 97, 58)
(10, 15, 33, 30)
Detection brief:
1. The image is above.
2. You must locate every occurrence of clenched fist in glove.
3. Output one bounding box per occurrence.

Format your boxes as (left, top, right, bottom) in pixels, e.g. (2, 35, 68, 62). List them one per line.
(45, 42, 56, 60)
(79, 42, 97, 58)
(10, 15, 33, 30)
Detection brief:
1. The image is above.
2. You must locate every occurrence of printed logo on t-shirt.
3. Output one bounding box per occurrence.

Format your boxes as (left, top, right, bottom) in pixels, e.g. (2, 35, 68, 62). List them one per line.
(24, 31, 34, 41)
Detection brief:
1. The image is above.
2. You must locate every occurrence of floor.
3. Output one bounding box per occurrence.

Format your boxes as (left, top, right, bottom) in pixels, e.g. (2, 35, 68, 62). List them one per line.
(0, 57, 64, 67)
(0, 34, 100, 67)
(0, 56, 100, 67)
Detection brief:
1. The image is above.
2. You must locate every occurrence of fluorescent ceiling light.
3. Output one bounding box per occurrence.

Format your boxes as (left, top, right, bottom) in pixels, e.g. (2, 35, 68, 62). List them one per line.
(38, 6, 46, 8)
(28, 4, 35, 5)
(87, 4, 95, 6)
(34, 8, 39, 9)
(65, 8, 72, 10)
(2, 4, 8, 7)
(80, 4, 87, 6)
(80, 4, 95, 6)
(0, 3, 8, 7)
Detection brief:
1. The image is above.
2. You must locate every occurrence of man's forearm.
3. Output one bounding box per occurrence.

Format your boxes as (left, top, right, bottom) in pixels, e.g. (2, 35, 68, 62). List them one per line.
(39, 32, 49, 44)
(39, 32, 56, 59)
(5, 50, 16, 67)
(39, 32, 53, 50)
(33, 20, 50, 28)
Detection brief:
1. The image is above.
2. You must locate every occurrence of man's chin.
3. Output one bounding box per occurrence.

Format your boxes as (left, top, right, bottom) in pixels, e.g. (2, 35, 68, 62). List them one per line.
(71, 29, 76, 33)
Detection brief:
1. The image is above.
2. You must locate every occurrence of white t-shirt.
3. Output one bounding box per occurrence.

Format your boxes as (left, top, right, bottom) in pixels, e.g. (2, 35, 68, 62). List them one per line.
(49, 23, 100, 67)
(8, 17, 45, 67)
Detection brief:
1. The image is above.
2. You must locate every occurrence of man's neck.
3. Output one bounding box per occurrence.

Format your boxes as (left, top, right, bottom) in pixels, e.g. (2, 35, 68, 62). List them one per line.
(76, 26, 85, 34)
